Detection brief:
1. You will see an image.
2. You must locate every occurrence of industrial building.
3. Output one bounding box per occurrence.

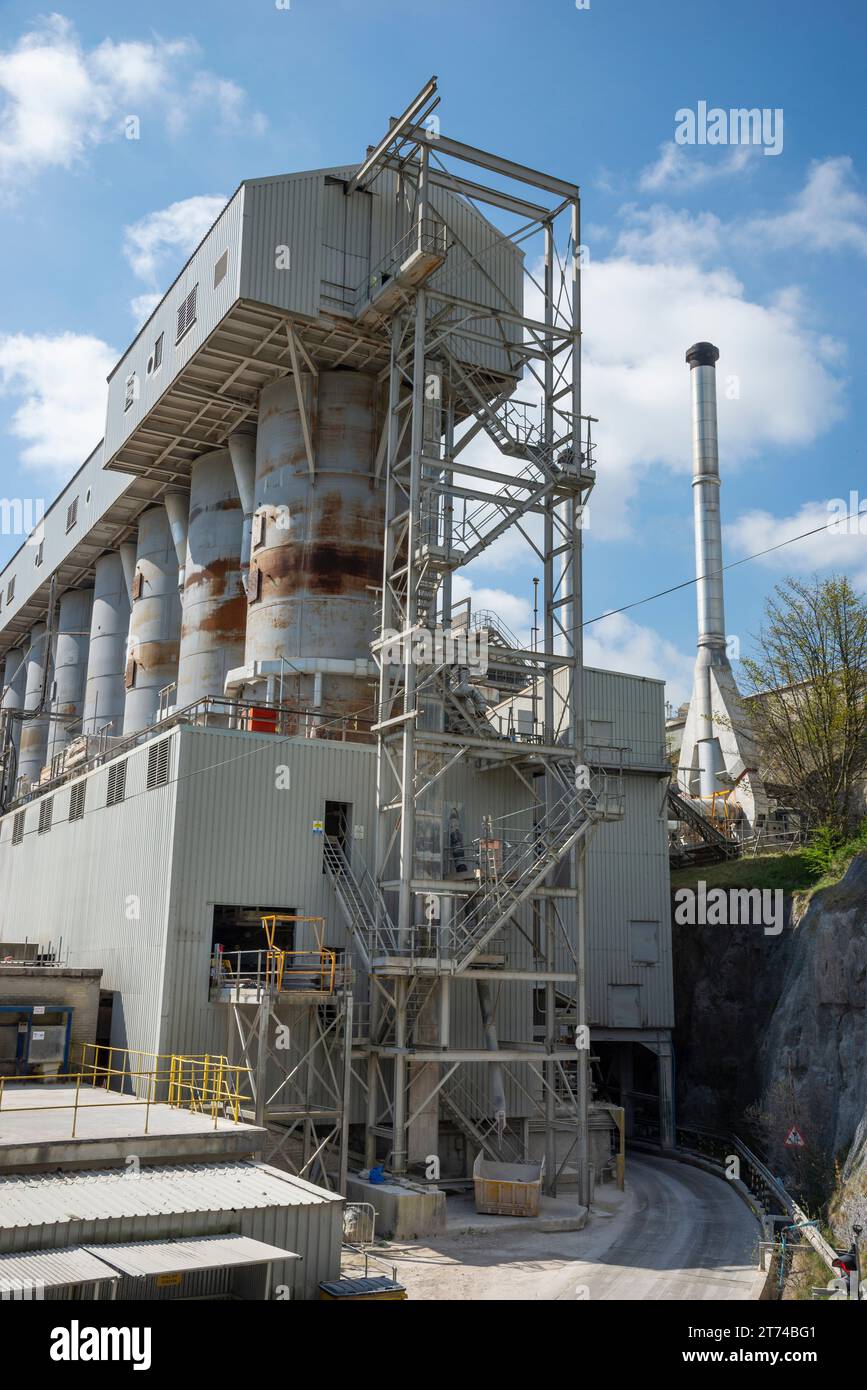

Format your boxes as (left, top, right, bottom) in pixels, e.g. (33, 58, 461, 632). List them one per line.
(0, 79, 674, 1227)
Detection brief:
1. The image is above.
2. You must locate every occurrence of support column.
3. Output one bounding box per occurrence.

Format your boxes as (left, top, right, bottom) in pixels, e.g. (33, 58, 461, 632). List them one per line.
(18, 623, 53, 786)
(83, 553, 131, 736)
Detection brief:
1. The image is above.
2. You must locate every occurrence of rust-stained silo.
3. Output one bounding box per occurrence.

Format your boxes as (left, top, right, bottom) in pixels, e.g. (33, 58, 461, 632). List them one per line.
(18, 622, 53, 785)
(244, 370, 384, 727)
(123, 505, 182, 735)
(1, 647, 26, 760)
(82, 552, 131, 736)
(45, 587, 93, 766)
(176, 447, 246, 708)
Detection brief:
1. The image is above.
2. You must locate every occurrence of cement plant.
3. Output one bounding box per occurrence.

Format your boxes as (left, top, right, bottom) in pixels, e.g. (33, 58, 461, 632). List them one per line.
(0, 13, 865, 1344)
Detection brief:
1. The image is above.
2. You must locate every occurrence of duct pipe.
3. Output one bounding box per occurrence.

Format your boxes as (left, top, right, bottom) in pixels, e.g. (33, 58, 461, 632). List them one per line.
(45, 587, 93, 766)
(164, 493, 190, 592)
(224, 656, 378, 697)
(476, 980, 507, 1137)
(228, 431, 256, 584)
(82, 553, 131, 735)
(686, 341, 726, 799)
(119, 542, 137, 607)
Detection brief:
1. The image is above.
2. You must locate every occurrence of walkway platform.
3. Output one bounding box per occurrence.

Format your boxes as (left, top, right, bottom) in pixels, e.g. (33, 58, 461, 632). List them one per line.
(0, 1083, 264, 1172)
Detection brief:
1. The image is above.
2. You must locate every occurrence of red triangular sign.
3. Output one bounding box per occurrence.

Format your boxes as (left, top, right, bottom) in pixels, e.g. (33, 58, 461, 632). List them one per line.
(784, 1126, 806, 1148)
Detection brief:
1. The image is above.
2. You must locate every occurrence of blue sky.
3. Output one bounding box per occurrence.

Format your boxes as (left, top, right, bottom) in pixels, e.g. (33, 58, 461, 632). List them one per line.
(0, 0, 865, 705)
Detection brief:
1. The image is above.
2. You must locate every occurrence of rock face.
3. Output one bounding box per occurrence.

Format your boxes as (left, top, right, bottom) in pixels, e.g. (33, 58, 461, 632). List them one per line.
(673, 854, 867, 1231)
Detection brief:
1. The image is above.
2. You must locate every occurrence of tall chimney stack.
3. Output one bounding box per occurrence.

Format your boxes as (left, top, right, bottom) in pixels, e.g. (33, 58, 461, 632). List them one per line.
(686, 341, 726, 798)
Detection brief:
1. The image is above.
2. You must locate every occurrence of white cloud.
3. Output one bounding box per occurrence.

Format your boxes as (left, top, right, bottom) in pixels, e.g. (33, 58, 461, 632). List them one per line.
(726, 500, 867, 590)
(0, 332, 115, 474)
(639, 141, 755, 192)
(0, 15, 264, 189)
(614, 205, 723, 263)
(742, 156, 867, 257)
(123, 195, 227, 293)
(129, 292, 163, 326)
(584, 610, 695, 706)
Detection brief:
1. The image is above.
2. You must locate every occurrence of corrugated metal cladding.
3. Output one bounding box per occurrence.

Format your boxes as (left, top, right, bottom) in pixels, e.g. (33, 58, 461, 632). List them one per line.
(0, 733, 179, 1056)
(0, 666, 671, 1068)
(583, 667, 669, 769)
(0, 1162, 341, 1301)
(241, 165, 523, 377)
(0, 442, 131, 650)
(104, 188, 246, 464)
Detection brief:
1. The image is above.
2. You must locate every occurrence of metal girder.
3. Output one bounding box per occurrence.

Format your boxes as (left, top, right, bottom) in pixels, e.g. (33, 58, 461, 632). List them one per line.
(404, 127, 580, 200)
(345, 75, 440, 196)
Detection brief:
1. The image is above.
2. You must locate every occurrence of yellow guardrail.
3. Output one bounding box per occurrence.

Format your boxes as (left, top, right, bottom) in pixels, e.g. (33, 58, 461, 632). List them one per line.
(0, 1046, 252, 1137)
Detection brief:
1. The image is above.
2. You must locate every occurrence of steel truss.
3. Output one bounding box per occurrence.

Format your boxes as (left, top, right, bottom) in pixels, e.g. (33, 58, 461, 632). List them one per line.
(225, 984, 354, 1193)
(352, 79, 612, 1205)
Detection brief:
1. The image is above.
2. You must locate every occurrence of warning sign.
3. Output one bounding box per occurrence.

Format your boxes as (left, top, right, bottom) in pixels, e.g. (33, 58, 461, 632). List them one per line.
(784, 1126, 806, 1148)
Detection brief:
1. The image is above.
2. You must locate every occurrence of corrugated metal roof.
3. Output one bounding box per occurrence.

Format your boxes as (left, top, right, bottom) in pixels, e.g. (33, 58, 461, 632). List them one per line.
(84, 1233, 297, 1277)
(0, 1161, 340, 1231)
(0, 1244, 118, 1290)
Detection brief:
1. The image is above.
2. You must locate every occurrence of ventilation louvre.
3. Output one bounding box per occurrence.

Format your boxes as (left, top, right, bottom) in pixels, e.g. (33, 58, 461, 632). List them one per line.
(11, 810, 25, 845)
(147, 739, 170, 790)
(107, 761, 127, 807)
(38, 797, 53, 834)
(69, 781, 86, 822)
(176, 284, 198, 343)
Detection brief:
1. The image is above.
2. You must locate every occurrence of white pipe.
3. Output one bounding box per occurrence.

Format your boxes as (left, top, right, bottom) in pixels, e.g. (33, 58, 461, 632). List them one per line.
(163, 493, 190, 592)
(119, 542, 137, 607)
(228, 432, 257, 583)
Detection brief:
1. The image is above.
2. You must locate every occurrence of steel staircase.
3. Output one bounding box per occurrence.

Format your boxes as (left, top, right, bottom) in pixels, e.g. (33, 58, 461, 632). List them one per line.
(667, 784, 736, 855)
(323, 836, 397, 962)
(452, 784, 597, 973)
(441, 1075, 525, 1164)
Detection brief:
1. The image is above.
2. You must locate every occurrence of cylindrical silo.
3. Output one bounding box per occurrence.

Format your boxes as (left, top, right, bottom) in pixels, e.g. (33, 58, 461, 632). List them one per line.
(1, 646, 27, 759)
(176, 447, 246, 708)
(18, 623, 53, 786)
(45, 587, 93, 767)
(82, 552, 131, 735)
(123, 506, 182, 735)
(245, 370, 384, 725)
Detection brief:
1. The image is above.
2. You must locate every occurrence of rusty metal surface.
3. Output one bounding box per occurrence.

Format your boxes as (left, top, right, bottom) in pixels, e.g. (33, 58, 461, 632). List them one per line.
(244, 371, 384, 729)
(122, 506, 182, 735)
(176, 448, 246, 706)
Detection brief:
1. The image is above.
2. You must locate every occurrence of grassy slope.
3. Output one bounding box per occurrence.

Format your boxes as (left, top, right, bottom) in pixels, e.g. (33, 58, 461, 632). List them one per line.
(670, 825, 867, 896)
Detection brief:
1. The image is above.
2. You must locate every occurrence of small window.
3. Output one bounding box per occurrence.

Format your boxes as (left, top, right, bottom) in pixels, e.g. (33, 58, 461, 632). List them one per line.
(34, 539, 44, 568)
(69, 781, 86, 822)
(66, 497, 78, 532)
(11, 810, 25, 845)
(38, 797, 53, 834)
(146, 333, 164, 376)
(107, 761, 127, 807)
(213, 250, 229, 288)
(176, 284, 198, 343)
(85, 486, 92, 505)
(629, 920, 660, 965)
(6, 577, 15, 604)
(147, 739, 170, 790)
(123, 373, 137, 412)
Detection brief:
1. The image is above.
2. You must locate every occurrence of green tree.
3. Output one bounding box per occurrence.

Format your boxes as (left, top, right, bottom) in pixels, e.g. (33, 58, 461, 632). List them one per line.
(742, 576, 867, 836)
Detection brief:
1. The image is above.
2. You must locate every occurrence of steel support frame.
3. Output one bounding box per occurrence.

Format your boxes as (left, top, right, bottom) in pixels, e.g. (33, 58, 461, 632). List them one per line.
(369, 128, 593, 1199)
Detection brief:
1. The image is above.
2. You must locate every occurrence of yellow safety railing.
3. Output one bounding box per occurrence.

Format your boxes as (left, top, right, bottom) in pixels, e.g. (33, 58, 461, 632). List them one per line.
(0, 1046, 252, 1138)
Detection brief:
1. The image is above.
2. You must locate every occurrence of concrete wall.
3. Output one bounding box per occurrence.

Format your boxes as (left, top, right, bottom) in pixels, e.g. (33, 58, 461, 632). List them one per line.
(0, 968, 101, 1061)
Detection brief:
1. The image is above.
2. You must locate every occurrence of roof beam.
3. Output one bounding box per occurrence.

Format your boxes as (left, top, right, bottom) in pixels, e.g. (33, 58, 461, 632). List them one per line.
(405, 128, 579, 200)
(345, 75, 439, 196)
